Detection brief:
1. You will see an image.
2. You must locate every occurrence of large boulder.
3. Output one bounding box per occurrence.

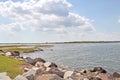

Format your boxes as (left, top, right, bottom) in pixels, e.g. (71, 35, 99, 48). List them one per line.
(18, 68, 39, 80)
(64, 71, 74, 79)
(44, 62, 57, 68)
(0, 72, 11, 80)
(12, 51, 20, 56)
(47, 68, 64, 78)
(92, 67, 107, 73)
(35, 74, 64, 80)
(86, 70, 96, 79)
(89, 77, 102, 80)
(24, 57, 36, 65)
(4, 52, 12, 56)
(35, 62, 44, 67)
(113, 72, 120, 78)
(13, 75, 28, 80)
(34, 58, 46, 63)
(96, 73, 111, 80)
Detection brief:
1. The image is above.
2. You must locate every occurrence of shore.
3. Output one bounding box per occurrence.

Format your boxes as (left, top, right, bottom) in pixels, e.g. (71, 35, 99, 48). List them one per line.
(0, 44, 53, 53)
(0, 45, 120, 80)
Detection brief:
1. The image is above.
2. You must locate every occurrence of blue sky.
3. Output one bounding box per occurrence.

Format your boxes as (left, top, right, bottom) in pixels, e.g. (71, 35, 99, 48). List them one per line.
(0, 0, 120, 43)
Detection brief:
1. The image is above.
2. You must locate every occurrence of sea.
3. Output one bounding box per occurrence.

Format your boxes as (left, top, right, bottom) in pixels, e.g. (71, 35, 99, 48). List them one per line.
(1, 43, 120, 73)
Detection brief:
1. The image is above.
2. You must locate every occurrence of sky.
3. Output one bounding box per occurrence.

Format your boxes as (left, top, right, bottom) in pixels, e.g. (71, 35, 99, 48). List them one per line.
(0, 0, 120, 43)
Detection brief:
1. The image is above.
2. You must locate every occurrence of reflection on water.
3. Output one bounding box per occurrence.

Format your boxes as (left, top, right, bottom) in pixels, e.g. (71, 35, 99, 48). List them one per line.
(21, 43, 120, 72)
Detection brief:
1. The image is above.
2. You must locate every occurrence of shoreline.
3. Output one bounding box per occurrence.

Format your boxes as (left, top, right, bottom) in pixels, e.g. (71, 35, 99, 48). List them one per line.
(1, 53, 120, 80)
(0, 45, 120, 80)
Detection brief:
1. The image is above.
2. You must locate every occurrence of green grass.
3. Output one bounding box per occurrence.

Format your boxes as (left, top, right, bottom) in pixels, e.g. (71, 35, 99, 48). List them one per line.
(0, 44, 53, 53)
(0, 54, 25, 79)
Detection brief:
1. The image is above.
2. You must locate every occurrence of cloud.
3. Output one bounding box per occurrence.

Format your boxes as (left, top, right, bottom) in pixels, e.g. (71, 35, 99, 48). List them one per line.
(118, 17, 120, 23)
(0, 0, 95, 34)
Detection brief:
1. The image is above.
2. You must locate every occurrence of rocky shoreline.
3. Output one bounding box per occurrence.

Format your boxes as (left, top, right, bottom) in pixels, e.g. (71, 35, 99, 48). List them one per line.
(0, 52, 120, 80)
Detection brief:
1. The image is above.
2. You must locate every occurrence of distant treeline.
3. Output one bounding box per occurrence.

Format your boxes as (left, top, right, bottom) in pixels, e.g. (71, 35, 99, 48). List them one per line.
(0, 41, 120, 44)
(63, 41, 120, 43)
(48, 41, 120, 44)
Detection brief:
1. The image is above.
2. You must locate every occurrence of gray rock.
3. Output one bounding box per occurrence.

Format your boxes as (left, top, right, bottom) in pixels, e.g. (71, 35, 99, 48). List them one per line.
(35, 69, 42, 75)
(47, 68, 64, 78)
(64, 71, 74, 79)
(12, 51, 20, 56)
(35, 62, 44, 67)
(89, 77, 102, 80)
(26, 74, 34, 80)
(113, 72, 120, 78)
(35, 74, 64, 80)
(34, 58, 46, 63)
(44, 62, 52, 67)
(4, 52, 12, 56)
(24, 57, 36, 65)
(44, 62, 57, 68)
(0, 72, 11, 80)
(92, 67, 107, 73)
(22, 69, 37, 78)
(13, 75, 28, 80)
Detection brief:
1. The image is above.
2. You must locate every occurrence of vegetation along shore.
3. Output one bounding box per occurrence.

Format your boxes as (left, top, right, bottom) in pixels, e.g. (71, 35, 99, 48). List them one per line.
(0, 45, 120, 80)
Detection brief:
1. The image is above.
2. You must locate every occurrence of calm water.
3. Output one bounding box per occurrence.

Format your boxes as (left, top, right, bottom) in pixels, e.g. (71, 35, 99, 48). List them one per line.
(20, 43, 120, 72)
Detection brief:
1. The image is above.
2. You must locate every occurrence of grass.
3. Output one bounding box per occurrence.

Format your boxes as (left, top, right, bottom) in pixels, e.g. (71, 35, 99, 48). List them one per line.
(0, 54, 25, 79)
(0, 44, 53, 78)
(0, 44, 53, 53)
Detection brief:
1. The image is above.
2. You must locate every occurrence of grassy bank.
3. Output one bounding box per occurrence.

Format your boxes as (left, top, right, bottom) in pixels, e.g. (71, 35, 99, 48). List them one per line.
(0, 44, 53, 78)
(0, 53, 25, 78)
(0, 44, 53, 53)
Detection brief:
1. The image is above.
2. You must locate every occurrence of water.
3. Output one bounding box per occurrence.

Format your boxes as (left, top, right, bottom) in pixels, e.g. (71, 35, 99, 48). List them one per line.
(20, 43, 120, 72)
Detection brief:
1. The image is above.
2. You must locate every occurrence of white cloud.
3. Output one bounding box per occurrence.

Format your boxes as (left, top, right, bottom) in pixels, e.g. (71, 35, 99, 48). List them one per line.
(0, 0, 95, 34)
(118, 17, 120, 23)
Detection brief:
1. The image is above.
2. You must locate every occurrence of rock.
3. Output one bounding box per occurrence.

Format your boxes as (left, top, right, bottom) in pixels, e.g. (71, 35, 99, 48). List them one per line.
(24, 67, 30, 72)
(35, 69, 42, 75)
(0, 72, 11, 80)
(96, 73, 110, 80)
(12, 51, 20, 56)
(115, 78, 120, 80)
(13, 75, 28, 80)
(35, 74, 64, 80)
(47, 68, 64, 78)
(46, 67, 51, 71)
(64, 71, 74, 79)
(4, 52, 12, 56)
(89, 77, 102, 80)
(34, 58, 46, 63)
(35, 62, 46, 71)
(70, 72, 84, 80)
(18, 57, 24, 61)
(113, 72, 120, 78)
(86, 70, 96, 79)
(92, 67, 107, 73)
(58, 65, 71, 72)
(44, 62, 57, 68)
(24, 57, 36, 65)
(84, 78, 89, 80)
(79, 69, 86, 74)
(21, 64, 33, 72)
(35, 62, 44, 67)
(44, 62, 51, 67)
(26, 74, 34, 80)
(22, 69, 37, 79)
(49, 62, 58, 68)
(39, 49, 44, 51)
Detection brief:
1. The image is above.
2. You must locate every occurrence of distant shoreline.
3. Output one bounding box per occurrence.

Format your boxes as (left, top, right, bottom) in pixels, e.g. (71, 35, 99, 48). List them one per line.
(47, 41, 120, 44)
(0, 41, 120, 44)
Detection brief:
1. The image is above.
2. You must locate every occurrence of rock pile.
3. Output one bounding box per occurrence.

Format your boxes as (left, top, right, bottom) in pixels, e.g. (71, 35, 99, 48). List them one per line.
(13, 57, 120, 80)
